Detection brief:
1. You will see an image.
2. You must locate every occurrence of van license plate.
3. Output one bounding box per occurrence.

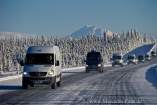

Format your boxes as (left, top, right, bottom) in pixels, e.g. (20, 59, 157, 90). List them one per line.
(33, 80, 41, 84)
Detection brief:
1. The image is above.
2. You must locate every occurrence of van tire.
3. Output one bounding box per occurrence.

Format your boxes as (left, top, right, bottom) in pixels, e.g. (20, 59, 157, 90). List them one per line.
(112, 64, 114, 67)
(51, 78, 57, 89)
(134, 63, 136, 65)
(57, 75, 61, 87)
(30, 84, 34, 87)
(22, 81, 28, 89)
(100, 69, 103, 73)
(121, 64, 123, 67)
(85, 70, 90, 73)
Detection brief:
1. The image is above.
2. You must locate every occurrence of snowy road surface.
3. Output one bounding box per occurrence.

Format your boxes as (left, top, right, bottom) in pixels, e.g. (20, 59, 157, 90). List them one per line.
(0, 58, 157, 105)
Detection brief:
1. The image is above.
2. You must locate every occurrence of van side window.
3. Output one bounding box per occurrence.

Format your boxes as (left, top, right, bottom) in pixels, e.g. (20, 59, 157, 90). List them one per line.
(56, 60, 59, 66)
(55, 54, 56, 62)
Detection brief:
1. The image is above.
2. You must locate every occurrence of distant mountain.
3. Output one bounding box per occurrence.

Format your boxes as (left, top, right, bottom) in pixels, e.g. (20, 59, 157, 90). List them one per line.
(65, 25, 116, 39)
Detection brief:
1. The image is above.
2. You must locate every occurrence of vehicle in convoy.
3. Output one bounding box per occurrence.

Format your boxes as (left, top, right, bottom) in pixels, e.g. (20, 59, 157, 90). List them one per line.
(138, 55, 145, 63)
(151, 51, 156, 57)
(84, 50, 104, 73)
(20, 46, 62, 89)
(145, 54, 151, 61)
(112, 53, 124, 67)
(127, 54, 138, 65)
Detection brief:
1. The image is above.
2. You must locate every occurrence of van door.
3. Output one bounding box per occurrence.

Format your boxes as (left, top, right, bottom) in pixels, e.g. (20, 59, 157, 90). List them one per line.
(55, 54, 60, 79)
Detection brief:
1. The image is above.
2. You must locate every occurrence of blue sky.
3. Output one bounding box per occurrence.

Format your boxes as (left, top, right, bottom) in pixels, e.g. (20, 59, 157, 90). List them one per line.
(0, 0, 157, 37)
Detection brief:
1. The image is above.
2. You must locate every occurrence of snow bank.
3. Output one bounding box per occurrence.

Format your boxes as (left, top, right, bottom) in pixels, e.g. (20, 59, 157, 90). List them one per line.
(62, 66, 85, 71)
(131, 63, 157, 103)
(0, 75, 22, 82)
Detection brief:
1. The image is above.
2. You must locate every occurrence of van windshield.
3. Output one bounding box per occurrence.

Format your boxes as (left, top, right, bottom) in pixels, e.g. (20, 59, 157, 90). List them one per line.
(113, 56, 122, 60)
(25, 54, 54, 65)
(138, 55, 144, 59)
(128, 56, 135, 59)
(151, 51, 155, 54)
(145, 55, 149, 57)
(87, 52, 100, 61)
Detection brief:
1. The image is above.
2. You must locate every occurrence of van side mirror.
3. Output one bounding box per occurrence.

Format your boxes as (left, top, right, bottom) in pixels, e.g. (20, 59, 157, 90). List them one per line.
(20, 60, 24, 66)
(55, 60, 59, 66)
(84, 60, 86, 62)
(101, 59, 103, 62)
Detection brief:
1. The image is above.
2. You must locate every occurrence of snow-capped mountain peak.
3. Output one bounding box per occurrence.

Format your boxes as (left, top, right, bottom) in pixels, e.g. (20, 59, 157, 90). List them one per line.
(65, 25, 115, 39)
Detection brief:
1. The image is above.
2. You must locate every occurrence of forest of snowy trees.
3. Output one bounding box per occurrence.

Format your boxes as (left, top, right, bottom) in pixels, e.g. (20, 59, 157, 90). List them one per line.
(0, 29, 156, 74)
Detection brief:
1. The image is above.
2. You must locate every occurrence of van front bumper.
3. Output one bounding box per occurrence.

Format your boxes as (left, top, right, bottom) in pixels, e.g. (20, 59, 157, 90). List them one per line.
(86, 65, 102, 72)
(112, 62, 123, 65)
(128, 61, 136, 64)
(23, 76, 55, 85)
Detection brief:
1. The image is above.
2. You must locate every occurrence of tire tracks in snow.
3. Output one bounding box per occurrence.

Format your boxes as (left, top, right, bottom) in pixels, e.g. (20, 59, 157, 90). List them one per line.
(1, 58, 157, 105)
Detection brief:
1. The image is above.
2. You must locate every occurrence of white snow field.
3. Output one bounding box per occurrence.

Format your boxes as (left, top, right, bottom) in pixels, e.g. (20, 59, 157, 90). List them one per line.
(0, 43, 157, 105)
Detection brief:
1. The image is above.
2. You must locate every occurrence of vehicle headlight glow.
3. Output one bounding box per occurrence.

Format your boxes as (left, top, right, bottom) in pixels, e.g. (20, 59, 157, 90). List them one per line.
(23, 70, 27, 75)
(86, 65, 88, 67)
(98, 64, 101, 67)
(48, 70, 54, 75)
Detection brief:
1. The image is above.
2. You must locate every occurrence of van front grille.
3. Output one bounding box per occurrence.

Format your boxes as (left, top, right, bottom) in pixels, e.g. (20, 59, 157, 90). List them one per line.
(29, 72, 47, 77)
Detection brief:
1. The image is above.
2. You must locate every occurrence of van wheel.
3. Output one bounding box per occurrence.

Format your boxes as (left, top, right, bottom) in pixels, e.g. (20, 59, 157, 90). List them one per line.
(112, 64, 114, 67)
(99, 69, 103, 73)
(85, 70, 90, 73)
(57, 76, 61, 87)
(51, 78, 57, 89)
(22, 81, 28, 89)
(30, 84, 34, 87)
(121, 64, 123, 67)
(134, 63, 136, 65)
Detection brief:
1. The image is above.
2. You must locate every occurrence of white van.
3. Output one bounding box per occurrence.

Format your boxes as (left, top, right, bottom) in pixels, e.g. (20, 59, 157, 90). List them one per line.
(112, 53, 124, 67)
(127, 54, 138, 65)
(145, 54, 151, 61)
(20, 46, 62, 89)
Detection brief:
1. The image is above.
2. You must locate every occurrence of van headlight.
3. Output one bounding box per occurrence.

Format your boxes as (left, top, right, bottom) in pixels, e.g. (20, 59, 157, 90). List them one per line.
(23, 70, 27, 75)
(120, 60, 123, 63)
(98, 64, 101, 67)
(86, 65, 88, 67)
(48, 70, 54, 75)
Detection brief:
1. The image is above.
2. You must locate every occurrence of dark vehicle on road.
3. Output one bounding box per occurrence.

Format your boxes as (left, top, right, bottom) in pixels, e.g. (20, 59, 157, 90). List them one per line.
(138, 55, 145, 63)
(145, 54, 151, 61)
(151, 51, 156, 57)
(84, 50, 104, 73)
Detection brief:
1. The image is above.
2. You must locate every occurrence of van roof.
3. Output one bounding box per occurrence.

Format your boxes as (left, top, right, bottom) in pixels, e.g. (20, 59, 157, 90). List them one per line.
(128, 54, 135, 57)
(27, 46, 58, 54)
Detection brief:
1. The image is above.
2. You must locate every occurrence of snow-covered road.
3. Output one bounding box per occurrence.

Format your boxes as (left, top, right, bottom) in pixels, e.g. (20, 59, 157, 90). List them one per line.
(0, 58, 157, 105)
